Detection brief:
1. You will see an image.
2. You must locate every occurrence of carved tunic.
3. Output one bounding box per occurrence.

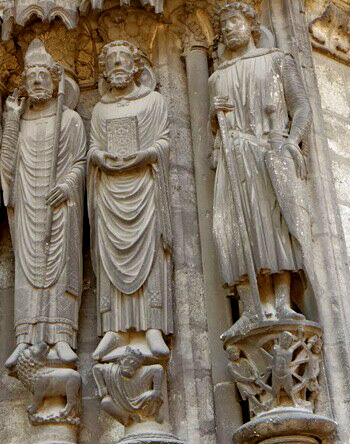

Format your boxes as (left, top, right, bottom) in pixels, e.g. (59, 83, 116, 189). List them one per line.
(88, 85, 173, 335)
(1, 107, 86, 347)
(101, 362, 163, 419)
(209, 48, 305, 287)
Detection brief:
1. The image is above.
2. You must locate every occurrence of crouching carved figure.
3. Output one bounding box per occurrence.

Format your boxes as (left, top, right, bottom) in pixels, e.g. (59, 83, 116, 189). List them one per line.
(93, 347, 164, 427)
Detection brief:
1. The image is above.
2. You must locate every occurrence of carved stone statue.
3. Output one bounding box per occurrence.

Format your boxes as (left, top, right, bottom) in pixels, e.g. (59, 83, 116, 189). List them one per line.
(93, 347, 163, 426)
(87, 40, 173, 361)
(226, 345, 267, 416)
(225, 324, 325, 417)
(209, 2, 312, 339)
(16, 342, 81, 425)
(0, 39, 86, 367)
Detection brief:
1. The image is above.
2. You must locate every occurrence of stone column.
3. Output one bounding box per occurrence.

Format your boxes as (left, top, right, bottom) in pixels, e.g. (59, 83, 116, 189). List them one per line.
(184, 47, 243, 443)
(153, 25, 217, 443)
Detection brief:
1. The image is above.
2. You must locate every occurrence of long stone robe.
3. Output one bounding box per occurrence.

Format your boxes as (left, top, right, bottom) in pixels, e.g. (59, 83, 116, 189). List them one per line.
(88, 85, 173, 336)
(209, 48, 310, 288)
(1, 106, 86, 347)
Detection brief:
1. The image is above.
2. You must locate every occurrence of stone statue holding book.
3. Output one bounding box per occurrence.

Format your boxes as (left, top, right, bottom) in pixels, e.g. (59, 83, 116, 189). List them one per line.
(87, 40, 173, 362)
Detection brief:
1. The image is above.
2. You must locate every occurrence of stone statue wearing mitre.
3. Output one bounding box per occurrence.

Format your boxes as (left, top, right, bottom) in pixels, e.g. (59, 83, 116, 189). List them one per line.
(1, 39, 86, 367)
(209, 2, 313, 340)
(87, 40, 173, 361)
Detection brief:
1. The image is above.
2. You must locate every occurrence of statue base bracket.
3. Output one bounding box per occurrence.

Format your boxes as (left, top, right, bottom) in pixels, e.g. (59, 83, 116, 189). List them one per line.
(232, 410, 336, 444)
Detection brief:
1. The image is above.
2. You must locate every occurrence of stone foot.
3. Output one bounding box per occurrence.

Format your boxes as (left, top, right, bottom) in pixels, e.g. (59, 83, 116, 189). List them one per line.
(146, 329, 170, 358)
(92, 331, 127, 361)
(5, 343, 30, 368)
(55, 341, 78, 363)
(276, 307, 305, 321)
(220, 313, 258, 342)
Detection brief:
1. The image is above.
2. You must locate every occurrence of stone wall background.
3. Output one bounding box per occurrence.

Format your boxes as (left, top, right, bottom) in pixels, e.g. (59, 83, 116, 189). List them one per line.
(313, 51, 350, 265)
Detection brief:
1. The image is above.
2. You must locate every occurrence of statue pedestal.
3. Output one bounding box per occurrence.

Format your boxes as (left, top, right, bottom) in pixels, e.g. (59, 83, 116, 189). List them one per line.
(119, 420, 185, 443)
(9, 344, 81, 444)
(232, 410, 336, 444)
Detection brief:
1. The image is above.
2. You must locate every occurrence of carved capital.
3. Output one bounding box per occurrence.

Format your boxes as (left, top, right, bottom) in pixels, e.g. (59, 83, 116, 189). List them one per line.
(306, 0, 350, 64)
(224, 321, 336, 443)
(171, 4, 214, 56)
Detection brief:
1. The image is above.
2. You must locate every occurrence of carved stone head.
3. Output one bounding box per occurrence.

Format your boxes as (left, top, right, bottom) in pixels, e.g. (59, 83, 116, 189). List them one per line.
(309, 335, 323, 355)
(99, 40, 145, 89)
(279, 331, 294, 349)
(227, 345, 241, 362)
(215, 2, 261, 49)
(120, 347, 144, 378)
(20, 39, 61, 102)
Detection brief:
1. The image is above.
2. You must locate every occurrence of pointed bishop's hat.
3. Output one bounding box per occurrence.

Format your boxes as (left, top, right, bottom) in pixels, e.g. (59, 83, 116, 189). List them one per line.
(24, 38, 55, 69)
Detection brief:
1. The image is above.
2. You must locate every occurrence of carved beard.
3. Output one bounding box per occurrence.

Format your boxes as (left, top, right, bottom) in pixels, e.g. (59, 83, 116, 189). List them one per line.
(28, 89, 53, 103)
(224, 28, 252, 51)
(108, 70, 135, 89)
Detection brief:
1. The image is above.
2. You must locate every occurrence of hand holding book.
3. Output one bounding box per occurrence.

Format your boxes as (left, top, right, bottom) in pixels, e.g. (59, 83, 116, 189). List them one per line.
(91, 148, 157, 174)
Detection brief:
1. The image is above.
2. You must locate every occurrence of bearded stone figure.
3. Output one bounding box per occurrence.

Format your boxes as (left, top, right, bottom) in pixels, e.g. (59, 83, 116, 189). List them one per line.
(209, 3, 313, 339)
(1, 39, 86, 368)
(88, 40, 172, 361)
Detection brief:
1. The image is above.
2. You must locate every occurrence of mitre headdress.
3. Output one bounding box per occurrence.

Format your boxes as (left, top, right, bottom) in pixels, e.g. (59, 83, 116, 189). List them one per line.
(24, 38, 55, 69)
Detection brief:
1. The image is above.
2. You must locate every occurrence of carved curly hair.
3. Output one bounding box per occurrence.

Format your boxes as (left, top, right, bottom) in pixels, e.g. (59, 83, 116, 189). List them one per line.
(99, 40, 145, 82)
(213, 2, 261, 44)
(18, 63, 61, 97)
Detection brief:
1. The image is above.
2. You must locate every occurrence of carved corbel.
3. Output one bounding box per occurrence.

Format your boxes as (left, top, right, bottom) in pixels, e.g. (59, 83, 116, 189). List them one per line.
(170, 3, 214, 56)
(306, 0, 350, 64)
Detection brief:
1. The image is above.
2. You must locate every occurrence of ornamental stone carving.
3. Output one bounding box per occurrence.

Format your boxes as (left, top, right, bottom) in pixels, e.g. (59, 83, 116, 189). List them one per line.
(209, 3, 336, 443)
(87, 39, 181, 443)
(0, 38, 86, 435)
(16, 342, 81, 426)
(306, 0, 350, 64)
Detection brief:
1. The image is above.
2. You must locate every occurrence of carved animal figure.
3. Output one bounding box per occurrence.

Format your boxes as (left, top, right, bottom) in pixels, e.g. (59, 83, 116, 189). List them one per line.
(16, 342, 81, 418)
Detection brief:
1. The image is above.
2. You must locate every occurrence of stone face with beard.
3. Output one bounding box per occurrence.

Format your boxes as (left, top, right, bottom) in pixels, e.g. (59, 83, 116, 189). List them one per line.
(105, 45, 137, 89)
(25, 66, 55, 103)
(220, 10, 252, 51)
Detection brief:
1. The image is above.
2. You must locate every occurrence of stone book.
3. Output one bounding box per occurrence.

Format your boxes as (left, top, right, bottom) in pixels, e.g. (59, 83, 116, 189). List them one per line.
(106, 116, 140, 159)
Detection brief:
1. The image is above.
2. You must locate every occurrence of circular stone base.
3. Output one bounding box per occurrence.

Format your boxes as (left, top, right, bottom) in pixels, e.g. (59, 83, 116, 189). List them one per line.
(31, 423, 78, 444)
(259, 437, 318, 444)
(118, 431, 185, 444)
(232, 410, 336, 444)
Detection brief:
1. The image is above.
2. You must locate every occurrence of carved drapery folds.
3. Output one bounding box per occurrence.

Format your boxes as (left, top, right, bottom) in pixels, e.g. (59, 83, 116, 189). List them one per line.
(209, 2, 336, 443)
(87, 39, 182, 443)
(1, 39, 86, 441)
(306, 0, 350, 64)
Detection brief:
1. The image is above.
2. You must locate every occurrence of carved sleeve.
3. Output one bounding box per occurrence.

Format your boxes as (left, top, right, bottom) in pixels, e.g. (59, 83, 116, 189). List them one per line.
(282, 55, 312, 146)
(63, 112, 87, 197)
(0, 112, 20, 190)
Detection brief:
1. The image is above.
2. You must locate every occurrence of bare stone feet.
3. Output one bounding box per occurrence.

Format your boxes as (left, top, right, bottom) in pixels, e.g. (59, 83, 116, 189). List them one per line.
(5, 343, 30, 368)
(55, 341, 78, 363)
(92, 331, 128, 361)
(146, 329, 170, 358)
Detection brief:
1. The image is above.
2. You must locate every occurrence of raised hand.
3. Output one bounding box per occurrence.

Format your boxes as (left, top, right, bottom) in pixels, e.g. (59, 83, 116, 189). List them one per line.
(5, 89, 26, 116)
